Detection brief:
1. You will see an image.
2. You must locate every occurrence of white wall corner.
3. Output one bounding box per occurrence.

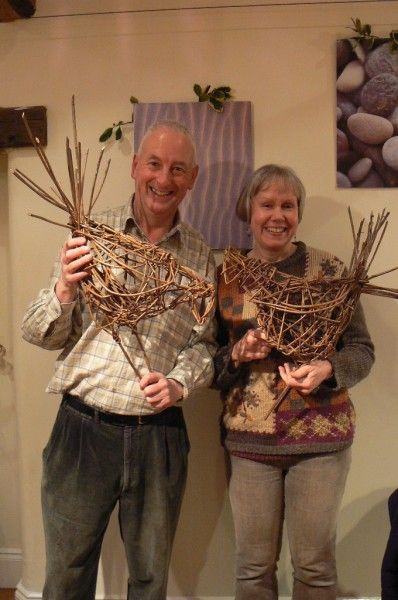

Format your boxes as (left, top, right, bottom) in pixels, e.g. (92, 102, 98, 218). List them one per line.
(15, 582, 41, 600)
(0, 548, 22, 588)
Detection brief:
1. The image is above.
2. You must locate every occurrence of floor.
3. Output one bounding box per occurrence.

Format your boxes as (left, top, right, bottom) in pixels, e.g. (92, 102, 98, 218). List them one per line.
(0, 591, 15, 600)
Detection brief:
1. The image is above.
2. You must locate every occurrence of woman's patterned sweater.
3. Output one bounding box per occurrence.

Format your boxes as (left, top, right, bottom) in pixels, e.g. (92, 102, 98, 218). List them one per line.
(214, 242, 375, 458)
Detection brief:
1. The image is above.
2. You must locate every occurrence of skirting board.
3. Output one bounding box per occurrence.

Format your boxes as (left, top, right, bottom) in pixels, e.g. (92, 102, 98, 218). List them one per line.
(14, 588, 382, 600)
(0, 548, 22, 587)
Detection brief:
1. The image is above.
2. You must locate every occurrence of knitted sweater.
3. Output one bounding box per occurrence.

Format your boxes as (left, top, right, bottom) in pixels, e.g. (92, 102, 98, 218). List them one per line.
(214, 242, 375, 457)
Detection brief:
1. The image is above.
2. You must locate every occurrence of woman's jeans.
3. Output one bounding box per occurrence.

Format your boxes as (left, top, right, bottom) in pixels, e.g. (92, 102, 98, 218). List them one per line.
(41, 399, 189, 600)
(229, 449, 351, 600)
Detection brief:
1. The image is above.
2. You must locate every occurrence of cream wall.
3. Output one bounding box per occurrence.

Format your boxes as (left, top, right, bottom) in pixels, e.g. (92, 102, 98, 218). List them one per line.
(1, 0, 398, 597)
(0, 154, 21, 585)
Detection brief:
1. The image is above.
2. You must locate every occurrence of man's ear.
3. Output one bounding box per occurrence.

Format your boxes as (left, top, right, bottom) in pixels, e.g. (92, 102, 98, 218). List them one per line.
(188, 165, 199, 190)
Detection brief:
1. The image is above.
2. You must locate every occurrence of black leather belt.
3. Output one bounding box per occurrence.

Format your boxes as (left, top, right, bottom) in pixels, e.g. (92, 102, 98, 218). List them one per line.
(62, 393, 183, 427)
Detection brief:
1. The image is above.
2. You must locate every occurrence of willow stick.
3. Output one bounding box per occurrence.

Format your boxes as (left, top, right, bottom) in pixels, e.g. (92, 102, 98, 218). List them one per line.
(13, 170, 67, 211)
(29, 214, 72, 229)
(91, 158, 111, 212)
(21, 114, 74, 213)
(263, 385, 291, 422)
(113, 333, 142, 379)
(88, 147, 105, 217)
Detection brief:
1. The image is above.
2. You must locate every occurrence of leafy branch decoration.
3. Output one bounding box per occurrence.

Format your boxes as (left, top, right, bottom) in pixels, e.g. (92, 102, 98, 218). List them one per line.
(348, 17, 398, 52)
(192, 84, 232, 111)
(99, 96, 139, 143)
(99, 84, 233, 143)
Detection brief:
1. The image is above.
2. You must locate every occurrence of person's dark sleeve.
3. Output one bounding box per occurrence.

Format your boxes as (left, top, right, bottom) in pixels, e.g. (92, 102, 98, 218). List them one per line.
(381, 489, 398, 599)
(213, 305, 249, 392)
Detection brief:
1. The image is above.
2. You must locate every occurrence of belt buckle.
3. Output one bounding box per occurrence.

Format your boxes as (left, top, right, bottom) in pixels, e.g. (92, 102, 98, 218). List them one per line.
(137, 415, 144, 426)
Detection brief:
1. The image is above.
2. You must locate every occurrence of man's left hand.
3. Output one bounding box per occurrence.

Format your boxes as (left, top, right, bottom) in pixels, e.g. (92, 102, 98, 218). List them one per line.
(139, 372, 183, 410)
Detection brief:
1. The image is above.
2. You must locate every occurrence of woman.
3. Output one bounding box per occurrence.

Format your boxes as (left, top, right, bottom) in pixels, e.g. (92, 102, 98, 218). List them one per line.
(214, 164, 374, 600)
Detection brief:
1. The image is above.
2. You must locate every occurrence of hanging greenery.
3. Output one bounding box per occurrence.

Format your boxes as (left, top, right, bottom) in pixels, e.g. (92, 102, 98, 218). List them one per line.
(192, 84, 232, 111)
(99, 96, 139, 143)
(99, 84, 233, 143)
(349, 18, 398, 52)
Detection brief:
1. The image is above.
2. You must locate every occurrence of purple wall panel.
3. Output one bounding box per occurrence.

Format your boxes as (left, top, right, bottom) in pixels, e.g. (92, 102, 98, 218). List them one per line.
(134, 101, 253, 249)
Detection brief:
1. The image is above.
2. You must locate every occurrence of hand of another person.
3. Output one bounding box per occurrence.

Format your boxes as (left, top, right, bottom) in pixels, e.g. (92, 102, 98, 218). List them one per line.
(139, 372, 183, 411)
(278, 360, 333, 395)
(55, 237, 92, 304)
(231, 328, 272, 367)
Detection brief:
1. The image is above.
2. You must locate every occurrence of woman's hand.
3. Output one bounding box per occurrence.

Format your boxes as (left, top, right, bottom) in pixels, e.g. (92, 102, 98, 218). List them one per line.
(278, 360, 333, 395)
(231, 328, 272, 368)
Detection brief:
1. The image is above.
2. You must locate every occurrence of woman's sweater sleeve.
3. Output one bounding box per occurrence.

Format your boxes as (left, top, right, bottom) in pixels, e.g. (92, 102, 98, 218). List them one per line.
(328, 300, 375, 389)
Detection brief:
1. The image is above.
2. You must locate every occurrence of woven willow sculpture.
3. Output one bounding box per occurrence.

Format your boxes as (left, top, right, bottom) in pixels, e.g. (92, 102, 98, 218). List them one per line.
(14, 98, 215, 377)
(223, 209, 398, 418)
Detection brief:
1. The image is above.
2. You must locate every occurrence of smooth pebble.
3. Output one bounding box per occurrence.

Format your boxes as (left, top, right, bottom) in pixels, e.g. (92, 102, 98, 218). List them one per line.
(382, 136, 398, 170)
(347, 113, 394, 144)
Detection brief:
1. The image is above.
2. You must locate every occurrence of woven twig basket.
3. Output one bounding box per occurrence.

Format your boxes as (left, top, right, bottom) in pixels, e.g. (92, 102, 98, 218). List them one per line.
(14, 98, 215, 377)
(223, 210, 398, 364)
(223, 210, 398, 418)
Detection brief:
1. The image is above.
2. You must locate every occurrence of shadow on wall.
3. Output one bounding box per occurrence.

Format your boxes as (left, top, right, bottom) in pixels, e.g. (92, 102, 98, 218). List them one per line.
(337, 489, 392, 598)
(170, 388, 234, 597)
(299, 196, 359, 262)
(275, 492, 394, 598)
(97, 387, 232, 598)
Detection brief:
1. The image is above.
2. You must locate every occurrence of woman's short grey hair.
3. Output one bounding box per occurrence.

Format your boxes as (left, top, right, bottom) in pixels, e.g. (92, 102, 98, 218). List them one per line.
(236, 164, 306, 223)
(137, 120, 197, 167)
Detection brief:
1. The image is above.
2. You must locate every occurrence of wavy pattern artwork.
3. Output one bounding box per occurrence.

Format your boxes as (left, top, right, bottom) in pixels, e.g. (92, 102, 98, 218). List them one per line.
(134, 101, 253, 249)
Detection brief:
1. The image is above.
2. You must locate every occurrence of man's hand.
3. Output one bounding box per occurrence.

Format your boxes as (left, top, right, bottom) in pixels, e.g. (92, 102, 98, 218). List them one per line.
(139, 372, 183, 411)
(55, 237, 92, 304)
(231, 328, 272, 367)
(278, 360, 333, 395)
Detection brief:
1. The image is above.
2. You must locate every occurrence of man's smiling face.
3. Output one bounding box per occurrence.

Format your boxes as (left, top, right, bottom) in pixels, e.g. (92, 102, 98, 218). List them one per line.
(131, 126, 198, 226)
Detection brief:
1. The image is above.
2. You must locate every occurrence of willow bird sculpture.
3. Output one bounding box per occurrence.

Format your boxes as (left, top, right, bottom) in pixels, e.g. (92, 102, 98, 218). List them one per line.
(14, 98, 215, 378)
(223, 209, 398, 419)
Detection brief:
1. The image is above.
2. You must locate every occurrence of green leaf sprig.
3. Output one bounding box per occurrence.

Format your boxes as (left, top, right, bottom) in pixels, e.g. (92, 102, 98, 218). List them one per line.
(349, 18, 398, 52)
(389, 29, 398, 53)
(193, 84, 233, 112)
(98, 84, 233, 143)
(99, 96, 139, 143)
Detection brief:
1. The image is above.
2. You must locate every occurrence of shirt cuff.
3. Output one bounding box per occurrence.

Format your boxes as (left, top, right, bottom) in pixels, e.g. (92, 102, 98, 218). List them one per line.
(167, 374, 189, 402)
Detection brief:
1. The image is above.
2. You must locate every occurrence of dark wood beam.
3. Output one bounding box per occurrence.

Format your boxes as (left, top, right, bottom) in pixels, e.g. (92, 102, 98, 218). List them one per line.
(0, 105, 47, 148)
(0, 0, 36, 22)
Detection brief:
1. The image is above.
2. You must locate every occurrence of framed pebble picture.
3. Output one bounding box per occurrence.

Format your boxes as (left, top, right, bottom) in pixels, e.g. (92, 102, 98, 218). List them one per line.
(134, 101, 253, 249)
(336, 38, 398, 188)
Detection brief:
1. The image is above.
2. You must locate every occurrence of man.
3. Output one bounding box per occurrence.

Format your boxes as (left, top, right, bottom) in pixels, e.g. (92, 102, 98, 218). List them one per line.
(22, 121, 216, 600)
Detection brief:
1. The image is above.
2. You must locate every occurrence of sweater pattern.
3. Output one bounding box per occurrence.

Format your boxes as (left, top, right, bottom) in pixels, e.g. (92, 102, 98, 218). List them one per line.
(217, 243, 355, 456)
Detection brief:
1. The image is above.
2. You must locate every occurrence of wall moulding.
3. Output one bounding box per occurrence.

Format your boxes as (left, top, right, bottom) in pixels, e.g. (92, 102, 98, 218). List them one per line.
(0, 548, 22, 588)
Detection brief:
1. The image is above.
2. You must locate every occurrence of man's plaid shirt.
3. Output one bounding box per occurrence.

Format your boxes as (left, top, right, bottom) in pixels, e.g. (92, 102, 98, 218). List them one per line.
(22, 198, 217, 415)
